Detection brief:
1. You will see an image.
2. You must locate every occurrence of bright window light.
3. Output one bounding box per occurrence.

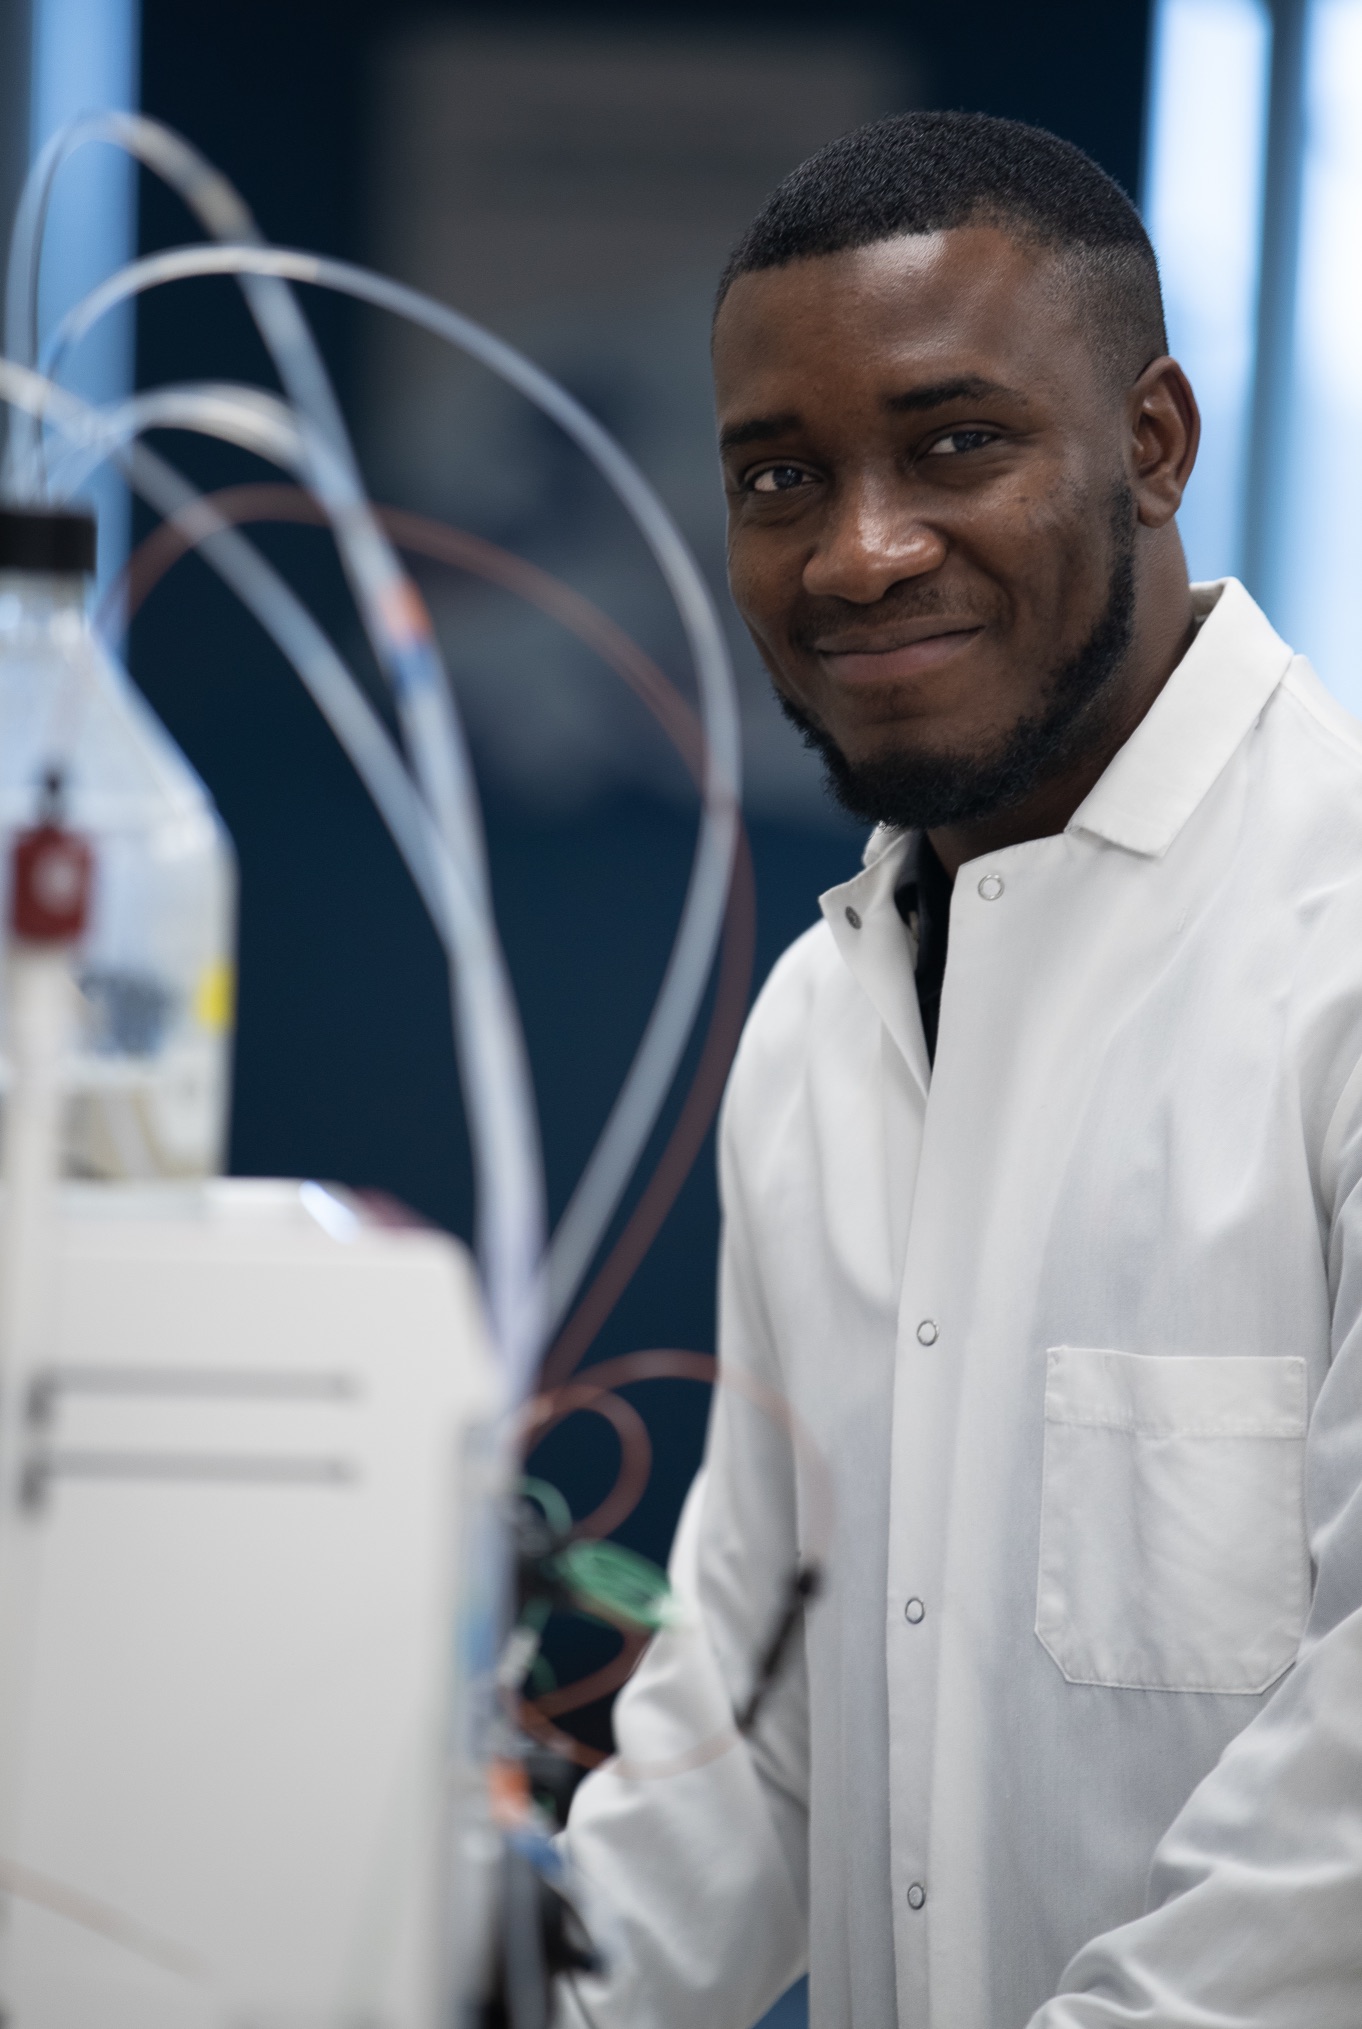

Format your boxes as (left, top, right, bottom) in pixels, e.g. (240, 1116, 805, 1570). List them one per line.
(1142, 0, 1272, 584)
(30, 0, 141, 589)
(1269, 0, 1362, 710)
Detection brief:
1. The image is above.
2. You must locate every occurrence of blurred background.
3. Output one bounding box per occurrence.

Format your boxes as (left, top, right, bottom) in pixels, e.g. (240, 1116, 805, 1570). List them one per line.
(0, 9, 1356, 2009)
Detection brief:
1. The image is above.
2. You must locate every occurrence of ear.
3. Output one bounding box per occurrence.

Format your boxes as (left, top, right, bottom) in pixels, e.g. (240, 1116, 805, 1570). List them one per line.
(1128, 357, 1200, 529)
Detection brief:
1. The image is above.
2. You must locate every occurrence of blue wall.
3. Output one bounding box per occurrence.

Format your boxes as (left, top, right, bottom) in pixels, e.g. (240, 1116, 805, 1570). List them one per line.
(131, 0, 1153, 1777)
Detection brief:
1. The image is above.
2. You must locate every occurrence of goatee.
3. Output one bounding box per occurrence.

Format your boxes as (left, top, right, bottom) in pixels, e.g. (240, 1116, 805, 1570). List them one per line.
(778, 494, 1138, 835)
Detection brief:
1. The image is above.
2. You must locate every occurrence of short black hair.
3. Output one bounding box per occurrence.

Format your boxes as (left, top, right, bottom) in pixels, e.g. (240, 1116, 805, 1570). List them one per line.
(716, 111, 1167, 388)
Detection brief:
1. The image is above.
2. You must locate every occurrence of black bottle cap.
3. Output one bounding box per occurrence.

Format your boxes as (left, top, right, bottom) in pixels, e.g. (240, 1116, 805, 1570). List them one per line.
(0, 505, 97, 576)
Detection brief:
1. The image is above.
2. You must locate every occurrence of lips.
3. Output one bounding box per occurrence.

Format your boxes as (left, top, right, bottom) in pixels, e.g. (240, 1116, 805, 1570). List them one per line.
(817, 625, 983, 684)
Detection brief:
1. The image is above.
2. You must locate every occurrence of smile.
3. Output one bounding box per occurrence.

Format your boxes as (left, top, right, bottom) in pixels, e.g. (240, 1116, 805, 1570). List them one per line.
(817, 626, 984, 684)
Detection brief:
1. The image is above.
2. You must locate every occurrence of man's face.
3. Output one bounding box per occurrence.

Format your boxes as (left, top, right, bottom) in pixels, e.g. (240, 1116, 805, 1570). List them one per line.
(712, 228, 1140, 824)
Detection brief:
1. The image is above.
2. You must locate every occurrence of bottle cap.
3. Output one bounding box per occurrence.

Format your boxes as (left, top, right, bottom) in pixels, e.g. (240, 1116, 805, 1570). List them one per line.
(0, 505, 97, 576)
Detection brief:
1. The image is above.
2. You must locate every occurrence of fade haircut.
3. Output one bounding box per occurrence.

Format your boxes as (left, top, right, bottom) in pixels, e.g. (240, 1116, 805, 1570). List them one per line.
(716, 111, 1168, 390)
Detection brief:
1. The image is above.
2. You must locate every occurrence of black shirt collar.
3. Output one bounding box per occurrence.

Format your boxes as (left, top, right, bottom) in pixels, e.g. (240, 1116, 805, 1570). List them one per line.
(893, 831, 953, 1068)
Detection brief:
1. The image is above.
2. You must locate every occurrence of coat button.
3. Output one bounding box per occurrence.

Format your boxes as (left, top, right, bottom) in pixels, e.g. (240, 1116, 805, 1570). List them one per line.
(906, 1883, 926, 1910)
(916, 1319, 938, 1345)
(845, 905, 862, 928)
(904, 1597, 925, 1624)
(977, 873, 1004, 900)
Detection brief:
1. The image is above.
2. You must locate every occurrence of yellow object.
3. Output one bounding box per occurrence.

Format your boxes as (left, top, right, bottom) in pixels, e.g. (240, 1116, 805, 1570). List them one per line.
(193, 959, 235, 1033)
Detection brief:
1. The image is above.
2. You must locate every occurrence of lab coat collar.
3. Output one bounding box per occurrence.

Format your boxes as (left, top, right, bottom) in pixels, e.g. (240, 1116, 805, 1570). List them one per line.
(852, 581, 1291, 878)
(820, 832, 925, 1090)
(1067, 578, 1293, 858)
(818, 579, 1292, 1091)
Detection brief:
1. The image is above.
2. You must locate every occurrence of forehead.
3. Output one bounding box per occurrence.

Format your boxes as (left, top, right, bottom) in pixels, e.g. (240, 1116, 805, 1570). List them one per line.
(712, 226, 1088, 417)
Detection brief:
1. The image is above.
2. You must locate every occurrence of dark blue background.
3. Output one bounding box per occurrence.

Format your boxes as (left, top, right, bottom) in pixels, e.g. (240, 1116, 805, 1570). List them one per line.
(129, 0, 1153, 1752)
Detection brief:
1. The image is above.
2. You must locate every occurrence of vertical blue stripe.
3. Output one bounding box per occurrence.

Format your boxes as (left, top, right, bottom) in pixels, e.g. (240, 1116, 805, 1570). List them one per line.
(1264, 0, 1362, 709)
(1142, 0, 1272, 584)
(28, 0, 141, 586)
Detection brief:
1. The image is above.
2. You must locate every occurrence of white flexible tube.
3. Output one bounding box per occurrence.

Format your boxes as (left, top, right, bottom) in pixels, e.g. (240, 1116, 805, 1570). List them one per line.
(6, 106, 535, 1376)
(41, 240, 743, 1337)
(0, 356, 545, 1396)
(45, 381, 325, 498)
(5, 113, 492, 924)
(16, 117, 743, 1347)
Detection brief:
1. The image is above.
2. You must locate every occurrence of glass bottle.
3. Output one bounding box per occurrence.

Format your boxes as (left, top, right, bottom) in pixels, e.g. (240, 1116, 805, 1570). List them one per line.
(0, 506, 236, 1177)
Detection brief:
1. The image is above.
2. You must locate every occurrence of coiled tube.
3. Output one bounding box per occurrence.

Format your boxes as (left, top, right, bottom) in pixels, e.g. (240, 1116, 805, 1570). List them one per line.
(41, 237, 743, 1339)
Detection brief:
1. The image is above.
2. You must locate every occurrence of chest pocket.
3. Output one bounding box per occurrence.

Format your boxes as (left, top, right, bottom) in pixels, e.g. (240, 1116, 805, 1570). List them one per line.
(1035, 1347, 1309, 1694)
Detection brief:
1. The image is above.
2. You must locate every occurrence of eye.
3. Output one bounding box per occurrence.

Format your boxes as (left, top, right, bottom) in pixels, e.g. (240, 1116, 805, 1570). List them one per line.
(748, 463, 814, 494)
(925, 428, 999, 457)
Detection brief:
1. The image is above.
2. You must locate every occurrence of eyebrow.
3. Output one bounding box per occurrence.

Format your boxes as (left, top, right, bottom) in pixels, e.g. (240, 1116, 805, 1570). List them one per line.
(884, 376, 1022, 414)
(718, 377, 1025, 456)
(718, 412, 802, 455)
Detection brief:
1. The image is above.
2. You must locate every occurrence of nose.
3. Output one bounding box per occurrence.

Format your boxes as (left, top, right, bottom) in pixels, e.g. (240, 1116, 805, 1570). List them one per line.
(802, 477, 946, 605)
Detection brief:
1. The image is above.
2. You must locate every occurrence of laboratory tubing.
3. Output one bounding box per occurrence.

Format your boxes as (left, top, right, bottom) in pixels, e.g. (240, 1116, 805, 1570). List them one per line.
(38, 230, 742, 1340)
(0, 352, 544, 1395)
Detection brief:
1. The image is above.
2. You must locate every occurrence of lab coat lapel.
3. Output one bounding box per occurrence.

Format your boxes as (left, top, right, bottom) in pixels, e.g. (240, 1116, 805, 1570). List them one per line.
(1070, 578, 1294, 857)
(819, 831, 930, 1099)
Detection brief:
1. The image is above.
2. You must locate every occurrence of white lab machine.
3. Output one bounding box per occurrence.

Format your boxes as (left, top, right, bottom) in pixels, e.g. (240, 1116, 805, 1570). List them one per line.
(0, 1178, 500, 2029)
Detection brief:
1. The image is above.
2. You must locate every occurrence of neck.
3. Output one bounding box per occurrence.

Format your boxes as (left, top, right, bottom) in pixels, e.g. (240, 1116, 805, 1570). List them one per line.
(927, 540, 1196, 879)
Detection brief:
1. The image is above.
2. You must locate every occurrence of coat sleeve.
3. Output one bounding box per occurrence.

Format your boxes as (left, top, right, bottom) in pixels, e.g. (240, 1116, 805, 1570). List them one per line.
(1027, 1078, 1362, 2029)
(555, 1068, 811, 2029)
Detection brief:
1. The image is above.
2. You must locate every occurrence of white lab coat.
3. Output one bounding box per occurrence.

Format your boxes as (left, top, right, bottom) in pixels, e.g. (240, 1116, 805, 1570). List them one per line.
(559, 579, 1362, 2029)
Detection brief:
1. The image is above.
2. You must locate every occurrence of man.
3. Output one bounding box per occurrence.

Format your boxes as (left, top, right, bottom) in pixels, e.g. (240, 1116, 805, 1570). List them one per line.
(559, 111, 1362, 2028)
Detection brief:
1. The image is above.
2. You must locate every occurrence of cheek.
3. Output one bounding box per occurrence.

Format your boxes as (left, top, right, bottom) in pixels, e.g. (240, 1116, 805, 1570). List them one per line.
(973, 478, 1111, 626)
(725, 533, 786, 640)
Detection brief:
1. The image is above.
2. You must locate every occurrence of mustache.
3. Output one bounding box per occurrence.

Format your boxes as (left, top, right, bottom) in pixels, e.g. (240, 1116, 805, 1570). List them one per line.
(787, 584, 985, 656)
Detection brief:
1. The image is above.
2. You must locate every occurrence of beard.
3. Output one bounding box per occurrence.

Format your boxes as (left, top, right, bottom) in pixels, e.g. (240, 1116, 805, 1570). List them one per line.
(776, 494, 1138, 834)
